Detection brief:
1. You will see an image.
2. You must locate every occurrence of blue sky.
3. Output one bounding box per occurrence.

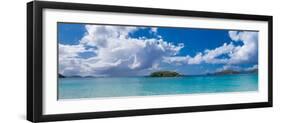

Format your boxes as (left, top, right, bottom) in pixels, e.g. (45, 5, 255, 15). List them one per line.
(58, 23, 258, 77)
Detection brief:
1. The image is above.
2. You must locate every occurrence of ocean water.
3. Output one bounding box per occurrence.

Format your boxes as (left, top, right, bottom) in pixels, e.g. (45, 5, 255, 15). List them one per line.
(58, 73, 258, 99)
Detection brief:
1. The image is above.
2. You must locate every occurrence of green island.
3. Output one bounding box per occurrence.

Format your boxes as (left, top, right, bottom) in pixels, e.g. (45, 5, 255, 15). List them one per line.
(209, 68, 258, 75)
(149, 71, 182, 77)
(58, 74, 65, 78)
(212, 70, 240, 75)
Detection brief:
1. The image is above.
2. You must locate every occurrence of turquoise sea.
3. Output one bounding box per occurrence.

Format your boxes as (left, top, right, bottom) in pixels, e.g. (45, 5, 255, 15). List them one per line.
(58, 73, 258, 99)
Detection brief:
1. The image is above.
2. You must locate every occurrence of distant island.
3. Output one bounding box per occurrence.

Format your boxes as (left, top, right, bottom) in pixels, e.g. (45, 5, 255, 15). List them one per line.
(58, 68, 258, 78)
(212, 70, 240, 75)
(58, 74, 94, 78)
(247, 68, 258, 73)
(209, 68, 258, 75)
(58, 74, 65, 78)
(150, 71, 181, 77)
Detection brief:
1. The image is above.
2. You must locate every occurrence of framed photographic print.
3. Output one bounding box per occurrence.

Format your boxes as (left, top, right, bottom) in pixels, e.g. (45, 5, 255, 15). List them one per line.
(27, 1, 273, 122)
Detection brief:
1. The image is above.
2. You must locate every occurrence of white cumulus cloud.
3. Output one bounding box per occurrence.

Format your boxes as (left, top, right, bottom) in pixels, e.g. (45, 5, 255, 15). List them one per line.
(163, 31, 258, 65)
(228, 31, 258, 64)
(150, 27, 158, 34)
(59, 25, 184, 77)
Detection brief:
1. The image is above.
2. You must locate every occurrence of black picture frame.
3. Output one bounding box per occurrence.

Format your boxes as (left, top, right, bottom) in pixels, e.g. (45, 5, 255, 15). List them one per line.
(27, 1, 273, 122)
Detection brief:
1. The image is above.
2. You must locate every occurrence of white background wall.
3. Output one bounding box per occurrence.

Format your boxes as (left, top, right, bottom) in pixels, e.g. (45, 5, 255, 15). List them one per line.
(0, 0, 280, 122)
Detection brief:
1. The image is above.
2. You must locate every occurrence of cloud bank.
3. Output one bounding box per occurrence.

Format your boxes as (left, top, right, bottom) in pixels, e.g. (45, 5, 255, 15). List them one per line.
(59, 25, 258, 77)
(164, 31, 258, 65)
(59, 25, 183, 76)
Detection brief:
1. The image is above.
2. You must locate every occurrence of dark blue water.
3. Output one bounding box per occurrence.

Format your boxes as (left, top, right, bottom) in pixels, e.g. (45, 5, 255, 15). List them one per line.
(58, 73, 258, 99)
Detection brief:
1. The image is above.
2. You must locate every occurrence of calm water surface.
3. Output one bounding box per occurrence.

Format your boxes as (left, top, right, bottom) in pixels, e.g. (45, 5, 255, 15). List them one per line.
(58, 73, 258, 99)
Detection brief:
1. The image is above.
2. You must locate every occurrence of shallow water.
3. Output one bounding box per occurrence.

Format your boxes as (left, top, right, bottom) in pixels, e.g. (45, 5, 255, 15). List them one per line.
(58, 73, 258, 99)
